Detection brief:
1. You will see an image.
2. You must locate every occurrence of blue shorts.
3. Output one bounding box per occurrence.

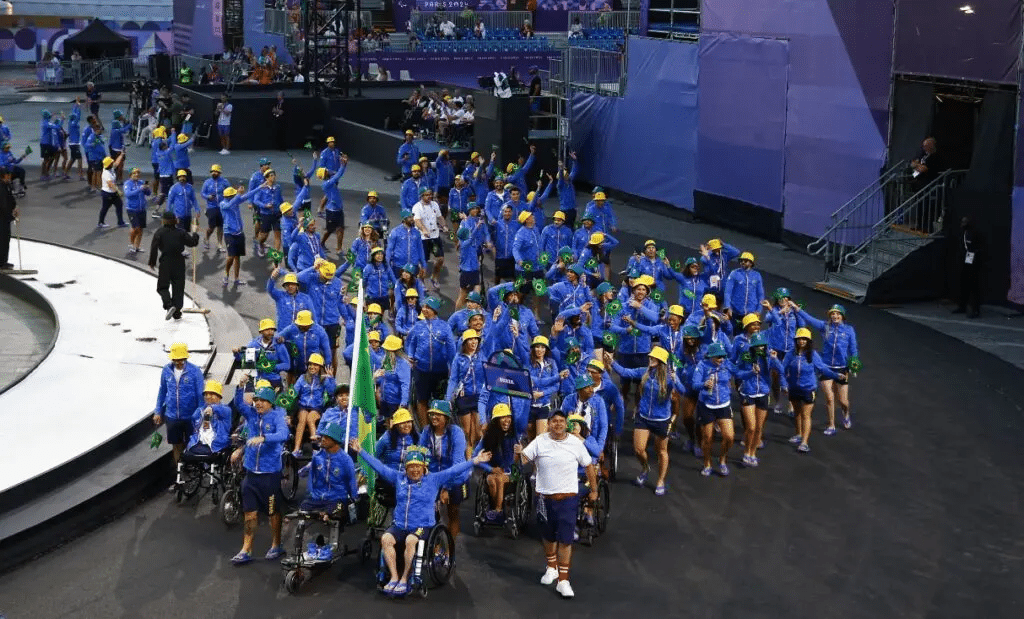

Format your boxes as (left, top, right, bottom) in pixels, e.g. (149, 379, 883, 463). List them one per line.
(206, 208, 223, 229)
(69, 144, 82, 160)
(635, 416, 670, 439)
(385, 525, 427, 541)
(453, 393, 479, 417)
(459, 269, 480, 290)
(324, 323, 341, 349)
(218, 124, 231, 137)
(741, 394, 770, 409)
(225, 233, 246, 257)
(529, 404, 551, 421)
(444, 482, 468, 506)
(242, 471, 285, 515)
(541, 494, 579, 545)
(128, 210, 147, 229)
(696, 402, 732, 426)
(413, 369, 446, 403)
(165, 417, 192, 444)
(325, 209, 344, 234)
(261, 211, 282, 232)
(789, 390, 815, 405)
(299, 498, 351, 519)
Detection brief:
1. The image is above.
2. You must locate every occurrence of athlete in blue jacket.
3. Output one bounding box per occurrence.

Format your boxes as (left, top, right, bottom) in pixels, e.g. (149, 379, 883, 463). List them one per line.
(278, 311, 333, 373)
(201, 165, 230, 251)
(167, 171, 199, 230)
(445, 330, 487, 454)
(700, 238, 741, 297)
(795, 305, 859, 434)
(300, 422, 359, 517)
(733, 332, 786, 468)
(355, 443, 489, 596)
(723, 252, 765, 329)
(691, 342, 738, 477)
(292, 353, 336, 456)
(559, 374, 609, 463)
(419, 401, 469, 537)
(154, 343, 205, 464)
(405, 298, 457, 425)
(782, 328, 845, 453)
(386, 212, 426, 277)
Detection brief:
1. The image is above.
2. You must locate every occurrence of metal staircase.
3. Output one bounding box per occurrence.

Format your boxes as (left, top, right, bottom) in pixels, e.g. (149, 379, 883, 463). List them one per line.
(807, 166, 967, 302)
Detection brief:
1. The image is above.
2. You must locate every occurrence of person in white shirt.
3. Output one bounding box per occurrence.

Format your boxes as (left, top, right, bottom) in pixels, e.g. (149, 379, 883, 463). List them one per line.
(475, 19, 486, 40)
(98, 152, 126, 229)
(216, 94, 232, 155)
(412, 188, 447, 291)
(516, 410, 597, 599)
(440, 19, 456, 39)
(137, 107, 159, 146)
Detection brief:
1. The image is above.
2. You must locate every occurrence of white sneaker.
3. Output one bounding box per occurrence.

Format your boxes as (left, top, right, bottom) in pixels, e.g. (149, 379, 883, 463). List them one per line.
(555, 580, 575, 598)
(540, 567, 558, 586)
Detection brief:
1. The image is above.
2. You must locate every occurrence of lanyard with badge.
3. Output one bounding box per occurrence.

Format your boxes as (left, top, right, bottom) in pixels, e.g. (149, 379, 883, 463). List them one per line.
(964, 233, 975, 265)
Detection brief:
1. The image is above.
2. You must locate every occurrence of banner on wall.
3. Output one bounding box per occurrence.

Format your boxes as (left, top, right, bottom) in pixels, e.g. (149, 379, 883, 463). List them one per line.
(358, 50, 559, 88)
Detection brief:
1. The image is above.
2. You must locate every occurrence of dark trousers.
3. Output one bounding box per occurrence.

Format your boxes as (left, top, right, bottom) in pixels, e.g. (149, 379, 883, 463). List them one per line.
(0, 219, 11, 266)
(958, 263, 981, 313)
(157, 261, 186, 311)
(563, 208, 577, 229)
(11, 166, 25, 189)
(99, 192, 125, 225)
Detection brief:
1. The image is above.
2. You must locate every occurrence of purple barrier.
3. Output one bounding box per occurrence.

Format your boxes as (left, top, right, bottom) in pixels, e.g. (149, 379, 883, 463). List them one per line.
(358, 50, 560, 88)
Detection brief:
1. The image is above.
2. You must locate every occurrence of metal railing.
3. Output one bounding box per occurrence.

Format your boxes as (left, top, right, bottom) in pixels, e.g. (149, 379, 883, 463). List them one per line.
(409, 10, 533, 35)
(173, 55, 243, 84)
(264, 8, 292, 35)
(847, 170, 967, 276)
(807, 161, 906, 258)
(566, 46, 626, 96)
(36, 57, 140, 90)
(567, 10, 641, 33)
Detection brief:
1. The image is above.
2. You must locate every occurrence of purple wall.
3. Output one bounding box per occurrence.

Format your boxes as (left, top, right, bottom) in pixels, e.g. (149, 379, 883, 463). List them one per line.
(701, 0, 893, 239)
(173, 0, 224, 55)
(895, 0, 1021, 84)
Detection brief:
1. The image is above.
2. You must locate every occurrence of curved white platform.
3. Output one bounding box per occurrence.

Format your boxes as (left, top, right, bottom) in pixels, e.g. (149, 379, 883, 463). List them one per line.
(0, 241, 213, 495)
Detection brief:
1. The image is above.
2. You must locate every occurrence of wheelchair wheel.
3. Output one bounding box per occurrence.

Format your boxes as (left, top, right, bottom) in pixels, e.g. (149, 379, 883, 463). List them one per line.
(284, 568, 305, 594)
(360, 538, 373, 564)
(177, 462, 202, 503)
(220, 488, 242, 527)
(280, 453, 298, 501)
(513, 476, 532, 531)
(424, 525, 455, 588)
(472, 478, 488, 535)
(596, 479, 610, 534)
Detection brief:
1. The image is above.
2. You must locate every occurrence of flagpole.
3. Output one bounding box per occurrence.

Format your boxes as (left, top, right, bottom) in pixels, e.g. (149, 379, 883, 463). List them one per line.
(344, 278, 365, 448)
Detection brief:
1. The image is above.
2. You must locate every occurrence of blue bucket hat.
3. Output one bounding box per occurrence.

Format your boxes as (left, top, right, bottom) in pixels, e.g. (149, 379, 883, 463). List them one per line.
(829, 304, 847, 317)
(424, 297, 442, 312)
(258, 157, 271, 166)
(683, 325, 702, 338)
(41, 109, 51, 118)
(595, 282, 613, 295)
(574, 373, 595, 390)
(254, 387, 278, 402)
(705, 342, 727, 359)
(428, 400, 452, 418)
(685, 257, 698, 267)
(774, 287, 791, 300)
(566, 337, 580, 349)
(467, 291, 482, 304)
(402, 263, 417, 275)
(320, 422, 345, 444)
(569, 263, 586, 276)
(400, 209, 414, 219)
(750, 332, 768, 348)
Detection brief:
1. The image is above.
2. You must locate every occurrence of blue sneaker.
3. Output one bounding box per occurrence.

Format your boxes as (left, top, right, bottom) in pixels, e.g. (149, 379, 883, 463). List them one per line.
(231, 551, 252, 565)
(633, 470, 648, 487)
(265, 545, 286, 560)
(693, 445, 703, 459)
(823, 427, 837, 436)
(305, 542, 318, 560)
(750, 455, 760, 467)
(316, 545, 334, 561)
(842, 414, 852, 429)
(741, 454, 752, 467)
(654, 484, 666, 496)
(718, 463, 730, 477)
(797, 443, 810, 453)
(700, 466, 712, 477)
(788, 434, 802, 444)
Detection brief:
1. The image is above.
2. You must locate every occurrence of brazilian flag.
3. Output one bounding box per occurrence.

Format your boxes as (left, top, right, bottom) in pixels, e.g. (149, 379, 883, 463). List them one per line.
(650, 288, 664, 303)
(672, 259, 683, 272)
(255, 355, 274, 373)
(559, 249, 574, 264)
(606, 299, 623, 316)
(344, 250, 356, 265)
(287, 342, 300, 362)
(347, 280, 359, 292)
(584, 257, 598, 270)
(629, 327, 641, 337)
(532, 278, 548, 296)
(566, 348, 581, 365)
(850, 356, 863, 373)
(539, 251, 552, 267)
(683, 288, 695, 299)
(602, 332, 619, 350)
(521, 260, 534, 272)
(509, 305, 521, 321)
(276, 393, 294, 410)
(286, 386, 297, 399)
(514, 274, 526, 290)
(266, 247, 283, 265)
(657, 249, 666, 260)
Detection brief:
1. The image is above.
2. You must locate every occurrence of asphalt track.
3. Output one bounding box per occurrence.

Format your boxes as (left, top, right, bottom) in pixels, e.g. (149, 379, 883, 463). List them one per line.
(1, 161, 1023, 619)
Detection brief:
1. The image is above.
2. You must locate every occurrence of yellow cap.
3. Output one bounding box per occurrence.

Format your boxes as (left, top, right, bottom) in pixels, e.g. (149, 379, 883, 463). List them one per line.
(742, 313, 761, 329)
(223, 186, 238, 197)
(255, 379, 272, 390)
(505, 163, 516, 174)
(368, 330, 382, 342)
(203, 380, 223, 397)
(707, 238, 723, 250)
(405, 288, 420, 298)
(588, 232, 605, 245)
(177, 133, 189, 143)
(295, 310, 314, 327)
(263, 168, 275, 178)
(668, 305, 685, 318)
(462, 328, 480, 342)
(636, 275, 655, 288)
(210, 164, 222, 173)
(587, 358, 604, 371)
(102, 156, 114, 168)
(367, 190, 378, 198)
(644, 239, 657, 247)
(258, 318, 276, 331)
(282, 273, 298, 285)
(471, 151, 480, 159)
(411, 164, 421, 172)
(176, 169, 187, 178)
(740, 251, 755, 263)
(308, 353, 325, 366)
(367, 303, 383, 314)
(383, 335, 404, 351)
(649, 346, 669, 364)
(392, 408, 413, 425)
(594, 192, 606, 201)
(491, 403, 512, 419)
(405, 129, 415, 135)
(316, 167, 328, 180)
(517, 210, 532, 224)
(419, 156, 429, 162)
(702, 293, 718, 309)
(527, 191, 536, 202)
(795, 328, 813, 340)
(532, 335, 550, 348)
(319, 261, 337, 278)
(325, 136, 335, 143)
(553, 211, 565, 221)
(168, 343, 189, 360)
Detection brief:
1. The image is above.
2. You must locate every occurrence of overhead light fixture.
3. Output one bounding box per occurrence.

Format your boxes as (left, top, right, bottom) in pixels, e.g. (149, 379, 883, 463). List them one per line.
(959, 4, 974, 13)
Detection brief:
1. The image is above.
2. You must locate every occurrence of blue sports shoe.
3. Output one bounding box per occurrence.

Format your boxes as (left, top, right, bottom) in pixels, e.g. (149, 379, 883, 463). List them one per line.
(305, 542, 318, 560)
(265, 545, 286, 560)
(316, 545, 334, 561)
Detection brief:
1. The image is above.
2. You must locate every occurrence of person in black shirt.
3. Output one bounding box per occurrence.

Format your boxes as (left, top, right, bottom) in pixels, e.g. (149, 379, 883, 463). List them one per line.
(910, 137, 944, 192)
(953, 216, 983, 318)
(149, 211, 199, 320)
(0, 168, 18, 269)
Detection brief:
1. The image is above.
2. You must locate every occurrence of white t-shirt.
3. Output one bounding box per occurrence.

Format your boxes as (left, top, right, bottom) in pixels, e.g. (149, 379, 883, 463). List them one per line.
(217, 103, 232, 126)
(413, 201, 443, 240)
(173, 367, 184, 382)
(101, 168, 117, 194)
(522, 432, 591, 495)
(440, 21, 455, 37)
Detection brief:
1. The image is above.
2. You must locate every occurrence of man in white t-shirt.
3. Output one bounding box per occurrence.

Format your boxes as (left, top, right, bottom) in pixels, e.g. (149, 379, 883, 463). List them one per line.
(412, 188, 447, 291)
(439, 19, 456, 39)
(216, 94, 232, 155)
(516, 409, 597, 599)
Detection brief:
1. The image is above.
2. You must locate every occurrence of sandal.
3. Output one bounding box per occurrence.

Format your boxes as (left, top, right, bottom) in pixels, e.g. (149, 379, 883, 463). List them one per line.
(654, 484, 666, 496)
(230, 551, 252, 565)
(383, 580, 399, 596)
(393, 582, 410, 597)
(842, 414, 852, 429)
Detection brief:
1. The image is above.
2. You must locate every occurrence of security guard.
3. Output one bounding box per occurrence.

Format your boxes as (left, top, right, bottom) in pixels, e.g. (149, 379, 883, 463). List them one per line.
(148, 210, 199, 320)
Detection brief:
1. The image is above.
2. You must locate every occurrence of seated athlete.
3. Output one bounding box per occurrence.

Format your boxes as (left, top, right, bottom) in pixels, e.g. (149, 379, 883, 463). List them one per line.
(350, 442, 491, 597)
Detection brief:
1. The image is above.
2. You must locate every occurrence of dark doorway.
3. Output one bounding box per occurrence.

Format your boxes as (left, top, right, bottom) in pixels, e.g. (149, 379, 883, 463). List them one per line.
(929, 93, 978, 172)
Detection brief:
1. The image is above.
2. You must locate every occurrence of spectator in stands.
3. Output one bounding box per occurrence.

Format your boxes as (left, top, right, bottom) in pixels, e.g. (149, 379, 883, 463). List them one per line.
(569, 16, 583, 38)
(376, 65, 390, 81)
(475, 19, 487, 40)
(440, 17, 457, 39)
(522, 20, 535, 39)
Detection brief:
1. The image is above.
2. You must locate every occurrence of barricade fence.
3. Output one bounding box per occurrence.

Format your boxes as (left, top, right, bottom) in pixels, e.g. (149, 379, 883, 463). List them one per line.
(409, 10, 533, 35)
(36, 57, 140, 90)
(566, 46, 626, 96)
(567, 10, 641, 33)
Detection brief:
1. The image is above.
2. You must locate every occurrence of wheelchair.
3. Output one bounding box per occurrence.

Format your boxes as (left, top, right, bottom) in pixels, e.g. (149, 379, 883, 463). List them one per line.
(576, 475, 611, 546)
(174, 445, 235, 506)
(603, 432, 620, 482)
(374, 523, 455, 598)
(472, 463, 532, 539)
(280, 494, 369, 594)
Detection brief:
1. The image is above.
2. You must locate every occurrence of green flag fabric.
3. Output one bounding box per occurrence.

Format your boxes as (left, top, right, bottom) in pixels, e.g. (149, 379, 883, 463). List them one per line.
(349, 281, 379, 493)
